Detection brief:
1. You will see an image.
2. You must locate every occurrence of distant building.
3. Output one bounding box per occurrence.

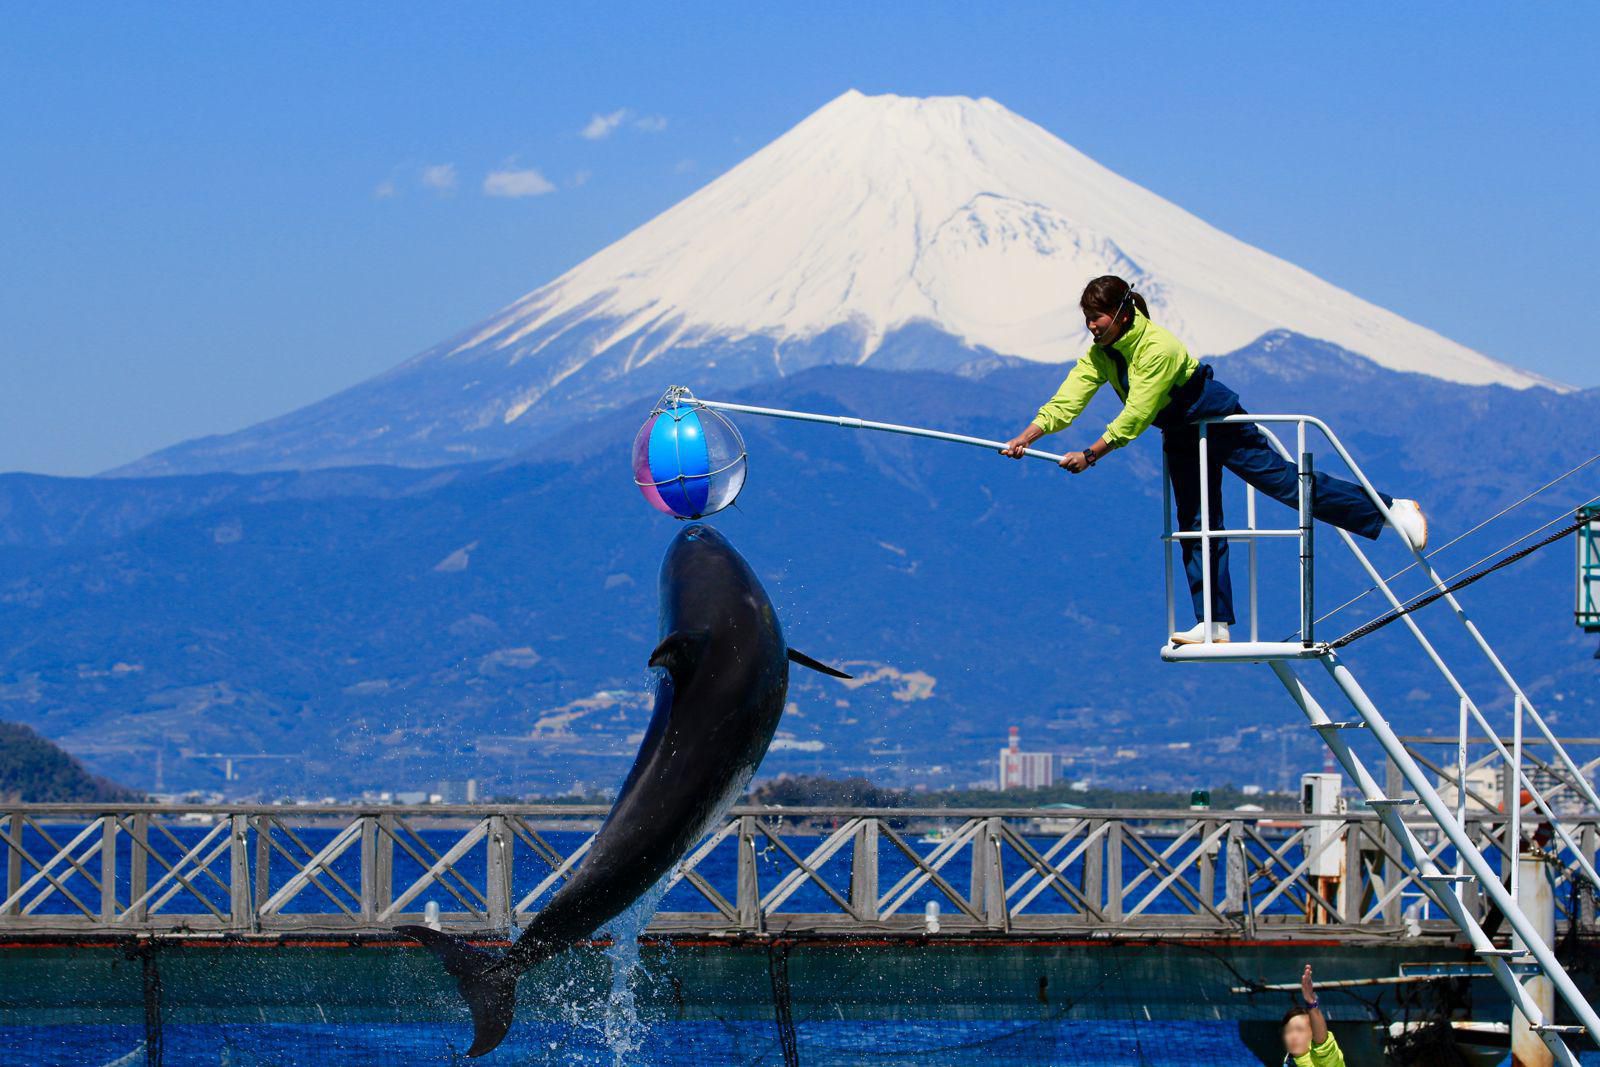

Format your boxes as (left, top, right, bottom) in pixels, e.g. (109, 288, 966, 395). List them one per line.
(1436, 765, 1499, 814)
(437, 778, 480, 804)
(998, 727, 1054, 790)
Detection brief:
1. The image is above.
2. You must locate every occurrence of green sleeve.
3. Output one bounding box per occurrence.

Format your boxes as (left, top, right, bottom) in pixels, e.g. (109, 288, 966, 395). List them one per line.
(1101, 346, 1192, 448)
(1307, 1032, 1343, 1067)
(1031, 356, 1104, 435)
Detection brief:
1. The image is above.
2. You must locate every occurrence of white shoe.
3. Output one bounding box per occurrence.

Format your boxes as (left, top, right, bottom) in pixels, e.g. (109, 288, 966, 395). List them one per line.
(1170, 621, 1230, 645)
(1390, 499, 1429, 551)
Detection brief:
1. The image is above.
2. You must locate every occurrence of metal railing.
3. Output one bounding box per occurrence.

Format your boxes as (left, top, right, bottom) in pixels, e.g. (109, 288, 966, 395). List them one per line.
(2, 802, 1593, 939)
(1160, 411, 1600, 1059)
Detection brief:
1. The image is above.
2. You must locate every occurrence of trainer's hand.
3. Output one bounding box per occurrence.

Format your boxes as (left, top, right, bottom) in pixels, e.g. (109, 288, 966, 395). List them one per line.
(1060, 451, 1090, 474)
(1300, 964, 1315, 1004)
(999, 435, 1032, 459)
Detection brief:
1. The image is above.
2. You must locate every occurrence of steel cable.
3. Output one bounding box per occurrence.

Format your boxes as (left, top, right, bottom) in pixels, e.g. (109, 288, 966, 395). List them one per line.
(1304, 452, 1600, 634)
(1330, 513, 1591, 648)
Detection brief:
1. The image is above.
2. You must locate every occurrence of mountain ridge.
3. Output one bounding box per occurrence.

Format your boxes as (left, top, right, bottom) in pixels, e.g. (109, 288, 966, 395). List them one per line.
(10, 335, 1596, 799)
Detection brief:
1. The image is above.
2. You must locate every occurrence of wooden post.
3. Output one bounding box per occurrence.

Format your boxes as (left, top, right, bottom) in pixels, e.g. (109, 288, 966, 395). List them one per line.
(849, 819, 879, 922)
(737, 815, 761, 932)
(1223, 820, 1246, 916)
(229, 814, 251, 932)
(99, 816, 117, 924)
(129, 813, 149, 925)
(486, 815, 511, 932)
(984, 817, 1006, 930)
(1342, 814, 1362, 923)
(1581, 821, 1598, 931)
(1383, 755, 1403, 924)
(1106, 821, 1124, 923)
(969, 819, 990, 921)
(360, 815, 378, 924)
(1081, 819, 1103, 916)
(1198, 818, 1217, 908)
(376, 813, 395, 919)
(3, 813, 19, 916)
(252, 815, 271, 927)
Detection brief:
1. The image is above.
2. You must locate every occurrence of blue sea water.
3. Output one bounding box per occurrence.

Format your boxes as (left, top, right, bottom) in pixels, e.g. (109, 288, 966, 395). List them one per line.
(1, 1019, 1278, 1066)
(0, 821, 1541, 1065)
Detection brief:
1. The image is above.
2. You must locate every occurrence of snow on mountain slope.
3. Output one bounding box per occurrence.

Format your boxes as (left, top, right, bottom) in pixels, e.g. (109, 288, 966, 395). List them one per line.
(447, 89, 1549, 389)
(115, 90, 1559, 476)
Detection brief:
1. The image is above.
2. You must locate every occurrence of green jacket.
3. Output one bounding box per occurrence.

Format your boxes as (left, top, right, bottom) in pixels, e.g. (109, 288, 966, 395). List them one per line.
(1030, 312, 1199, 449)
(1291, 1031, 1344, 1067)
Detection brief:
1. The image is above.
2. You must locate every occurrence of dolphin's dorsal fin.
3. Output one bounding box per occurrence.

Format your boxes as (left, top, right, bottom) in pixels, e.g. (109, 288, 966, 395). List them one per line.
(649, 630, 710, 685)
(787, 648, 852, 679)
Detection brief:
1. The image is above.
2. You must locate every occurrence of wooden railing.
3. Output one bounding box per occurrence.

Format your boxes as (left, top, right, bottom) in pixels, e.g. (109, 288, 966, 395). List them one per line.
(4, 803, 1594, 939)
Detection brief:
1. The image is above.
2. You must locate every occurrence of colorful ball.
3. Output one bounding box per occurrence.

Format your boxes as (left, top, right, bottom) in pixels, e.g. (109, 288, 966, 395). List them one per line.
(632, 405, 747, 518)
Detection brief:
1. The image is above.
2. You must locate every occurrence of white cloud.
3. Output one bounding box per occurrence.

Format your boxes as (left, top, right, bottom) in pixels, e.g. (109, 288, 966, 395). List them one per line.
(581, 109, 629, 140)
(634, 114, 668, 133)
(373, 179, 398, 199)
(420, 164, 458, 195)
(572, 169, 592, 188)
(674, 159, 696, 174)
(483, 167, 557, 198)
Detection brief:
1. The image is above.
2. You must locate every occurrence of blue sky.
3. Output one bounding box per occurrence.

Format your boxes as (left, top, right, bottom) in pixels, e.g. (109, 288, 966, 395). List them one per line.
(3, 3, 1596, 476)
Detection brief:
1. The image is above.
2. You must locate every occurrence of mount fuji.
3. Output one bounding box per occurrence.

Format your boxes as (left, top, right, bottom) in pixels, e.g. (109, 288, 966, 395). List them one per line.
(117, 90, 1559, 477)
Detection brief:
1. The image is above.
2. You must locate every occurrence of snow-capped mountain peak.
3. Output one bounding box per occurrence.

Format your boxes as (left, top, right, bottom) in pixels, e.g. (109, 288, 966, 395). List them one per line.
(115, 90, 1561, 477)
(446, 89, 1550, 390)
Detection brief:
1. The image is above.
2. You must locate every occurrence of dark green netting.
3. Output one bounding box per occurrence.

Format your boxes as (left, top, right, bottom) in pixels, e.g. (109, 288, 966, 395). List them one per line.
(1, 937, 1570, 1065)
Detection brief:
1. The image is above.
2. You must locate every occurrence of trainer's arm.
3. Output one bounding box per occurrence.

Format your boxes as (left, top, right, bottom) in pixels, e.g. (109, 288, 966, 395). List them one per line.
(1301, 965, 1328, 1045)
(1001, 358, 1102, 458)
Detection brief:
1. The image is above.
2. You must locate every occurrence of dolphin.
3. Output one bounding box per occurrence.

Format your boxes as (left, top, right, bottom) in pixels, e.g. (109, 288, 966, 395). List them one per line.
(400, 522, 849, 1057)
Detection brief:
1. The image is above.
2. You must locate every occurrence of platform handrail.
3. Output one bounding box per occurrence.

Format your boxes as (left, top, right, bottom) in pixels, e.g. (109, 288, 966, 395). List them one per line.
(1167, 412, 1600, 892)
(1162, 410, 1600, 1056)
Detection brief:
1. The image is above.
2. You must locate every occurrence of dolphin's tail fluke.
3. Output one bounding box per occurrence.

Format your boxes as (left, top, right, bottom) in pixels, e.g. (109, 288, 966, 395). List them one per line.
(398, 925, 522, 1058)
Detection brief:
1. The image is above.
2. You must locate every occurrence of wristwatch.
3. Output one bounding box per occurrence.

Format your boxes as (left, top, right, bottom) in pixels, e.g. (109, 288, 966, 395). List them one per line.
(1304, 995, 1319, 1010)
(1082, 448, 1097, 467)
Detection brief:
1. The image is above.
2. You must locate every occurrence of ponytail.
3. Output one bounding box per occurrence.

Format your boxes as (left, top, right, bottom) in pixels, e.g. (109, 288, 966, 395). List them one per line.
(1080, 275, 1148, 323)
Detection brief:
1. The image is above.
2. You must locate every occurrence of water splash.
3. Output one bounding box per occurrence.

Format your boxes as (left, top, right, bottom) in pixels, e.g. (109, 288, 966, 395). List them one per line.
(533, 878, 671, 1065)
(598, 879, 670, 1066)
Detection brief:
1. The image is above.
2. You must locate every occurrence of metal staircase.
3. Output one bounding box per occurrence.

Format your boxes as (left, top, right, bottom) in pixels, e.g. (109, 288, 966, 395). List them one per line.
(1159, 413, 1599, 1064)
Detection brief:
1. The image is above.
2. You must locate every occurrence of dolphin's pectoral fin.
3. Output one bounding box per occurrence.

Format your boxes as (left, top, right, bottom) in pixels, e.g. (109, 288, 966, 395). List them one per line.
(649, 630, 710, 686)
(398, 925, 520, 1058)
(787, 648, 853, 679)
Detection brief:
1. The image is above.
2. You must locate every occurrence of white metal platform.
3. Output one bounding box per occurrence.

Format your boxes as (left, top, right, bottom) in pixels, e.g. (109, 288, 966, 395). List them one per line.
(1161, 412, 1600, 1064)
(1159, 640, 1326, 663)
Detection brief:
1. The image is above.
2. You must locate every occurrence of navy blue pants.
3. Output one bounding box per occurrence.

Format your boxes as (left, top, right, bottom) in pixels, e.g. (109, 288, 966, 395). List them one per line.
(1160, 365, 1392, 625)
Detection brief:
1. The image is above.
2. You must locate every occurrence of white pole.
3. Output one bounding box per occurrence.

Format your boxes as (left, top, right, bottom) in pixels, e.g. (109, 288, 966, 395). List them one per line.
(1456, 697, 1469, 900)
(1513, 852, 1556, 1067)
(687, 396, 1069, 464)
(1163, 451, 1176, 639)
(1247, 486, 1259, 643)
(1270, 662, 1579, 1065)
(1199, 426, 1213, 640)
(1512, 695, 1525, 901)
(1323, 655, 1600, 1045)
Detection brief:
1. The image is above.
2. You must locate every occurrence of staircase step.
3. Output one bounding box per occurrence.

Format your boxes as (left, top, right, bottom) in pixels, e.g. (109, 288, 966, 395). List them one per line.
(1532, 1023, 1585, 1034)
(1312, 721, 1367, 730)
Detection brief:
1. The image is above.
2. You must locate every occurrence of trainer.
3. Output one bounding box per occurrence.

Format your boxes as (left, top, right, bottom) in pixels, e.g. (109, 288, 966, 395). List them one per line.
(1001, 275, 1428, 645)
